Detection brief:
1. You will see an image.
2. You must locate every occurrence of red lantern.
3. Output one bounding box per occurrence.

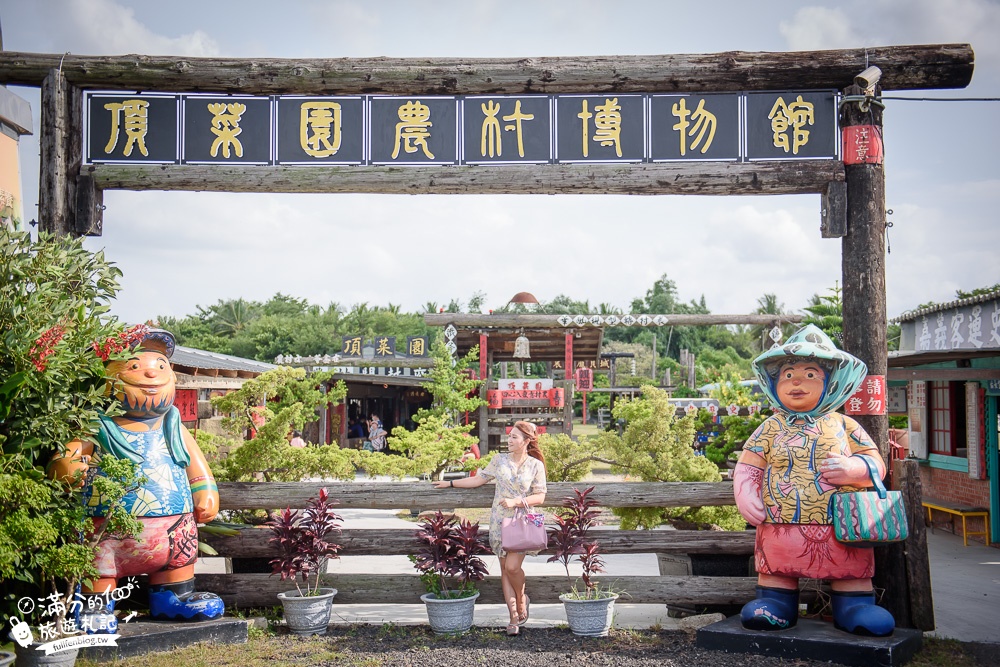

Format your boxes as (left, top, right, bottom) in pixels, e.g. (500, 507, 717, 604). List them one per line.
(548, 387, 565, 408)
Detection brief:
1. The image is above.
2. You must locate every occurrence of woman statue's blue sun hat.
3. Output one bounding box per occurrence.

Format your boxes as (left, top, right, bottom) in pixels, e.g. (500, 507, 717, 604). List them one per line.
(752, 324, 868, 422)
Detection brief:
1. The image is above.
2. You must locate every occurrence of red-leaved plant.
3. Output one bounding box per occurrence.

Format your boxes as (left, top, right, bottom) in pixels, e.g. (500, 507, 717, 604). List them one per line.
(266, 487, 343, 597)
(412, 511, 491, 599)
(547, 486, 609, 599)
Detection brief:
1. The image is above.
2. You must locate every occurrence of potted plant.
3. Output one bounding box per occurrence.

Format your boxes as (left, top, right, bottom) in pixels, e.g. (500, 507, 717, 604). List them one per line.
(548, 486, 619, 637)
(2, 456, 145, 667)
(266, 487, 343, 635)
(412, 511, 490, 635)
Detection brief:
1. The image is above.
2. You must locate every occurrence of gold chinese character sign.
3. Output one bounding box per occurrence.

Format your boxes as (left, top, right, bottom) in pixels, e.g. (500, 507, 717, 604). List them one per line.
(746, 91, 835, 160)
(87, 94, 178, 163)
(182, 97, 271, 164)
(370, 97, 457, 164)
(87, 91, 835, 167)
(556, 95, 645, 162)
(277, 97, 364, 164)
(463, 96, 550, 163)
(651, 94, 739, 161)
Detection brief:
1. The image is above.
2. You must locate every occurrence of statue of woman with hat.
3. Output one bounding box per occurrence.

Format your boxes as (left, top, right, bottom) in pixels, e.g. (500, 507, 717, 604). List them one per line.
(733, 324, 895, 637)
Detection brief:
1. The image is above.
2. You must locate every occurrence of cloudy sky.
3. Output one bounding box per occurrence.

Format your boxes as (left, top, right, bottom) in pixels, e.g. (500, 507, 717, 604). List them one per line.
(2, 0, 998, 324)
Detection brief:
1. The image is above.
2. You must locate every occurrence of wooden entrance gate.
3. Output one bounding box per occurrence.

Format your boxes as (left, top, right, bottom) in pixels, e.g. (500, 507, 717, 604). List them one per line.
(0, 43, 975, 629)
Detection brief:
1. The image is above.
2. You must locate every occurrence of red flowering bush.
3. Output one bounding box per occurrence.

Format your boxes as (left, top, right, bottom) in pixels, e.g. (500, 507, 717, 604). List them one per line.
(29, 324, 67, 372)
(91, 324, 150, 362)
(1, 229, 128, 469)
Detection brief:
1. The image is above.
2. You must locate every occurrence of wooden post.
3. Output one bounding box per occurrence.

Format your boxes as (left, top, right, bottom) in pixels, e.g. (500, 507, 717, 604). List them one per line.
(479, 347, 491, 456)
(39, 68, 73, 236)
(896, 458, 935, 630)
(479, 333, 488, 383)
(839, 83, 909, 626)
(564, 333, 574, 437)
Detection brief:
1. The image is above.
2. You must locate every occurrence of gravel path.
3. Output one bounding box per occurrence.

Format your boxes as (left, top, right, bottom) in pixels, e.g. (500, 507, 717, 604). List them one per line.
(319, 625, 852, 667)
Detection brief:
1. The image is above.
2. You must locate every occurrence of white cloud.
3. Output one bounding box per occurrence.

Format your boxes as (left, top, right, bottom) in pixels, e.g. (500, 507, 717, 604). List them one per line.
(780, 7, 856, 51)
(779, 0, 1000, 86)
(24, 0, 222, 56)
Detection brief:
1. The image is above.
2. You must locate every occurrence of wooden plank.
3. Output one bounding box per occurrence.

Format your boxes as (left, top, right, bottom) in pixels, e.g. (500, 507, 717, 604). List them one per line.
(194, 572, 759, 608)
(201, 527, 756, 558)
(820, 180, 847, 238)
(217, 481, 738, 511)
(0, 45, 974, 93)
(425, 313, 806, 328)
(88, 161, 843, 196)
(39, 68, 72, 236)
(898, 459, 935, 631)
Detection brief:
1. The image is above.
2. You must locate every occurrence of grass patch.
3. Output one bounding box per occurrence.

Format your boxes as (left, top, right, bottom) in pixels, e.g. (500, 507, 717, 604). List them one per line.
(908, 636, 982, 667)
(77, 634, 344, 667)
(74, 623, 993, 667)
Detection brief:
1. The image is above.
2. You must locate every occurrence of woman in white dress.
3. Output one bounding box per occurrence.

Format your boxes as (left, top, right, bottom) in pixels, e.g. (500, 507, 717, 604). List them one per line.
(432, 420, 547, 636)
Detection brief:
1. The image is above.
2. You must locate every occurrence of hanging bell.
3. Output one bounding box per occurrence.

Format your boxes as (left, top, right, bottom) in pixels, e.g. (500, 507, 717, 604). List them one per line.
(512, 331, 531, 359)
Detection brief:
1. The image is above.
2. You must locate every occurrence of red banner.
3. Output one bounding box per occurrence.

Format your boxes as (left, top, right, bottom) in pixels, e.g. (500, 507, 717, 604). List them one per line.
(488, 388, 564, 409)
(844, 375, 887, 415)
(842, 125, 883, 165)
(174, 389, 198, 422)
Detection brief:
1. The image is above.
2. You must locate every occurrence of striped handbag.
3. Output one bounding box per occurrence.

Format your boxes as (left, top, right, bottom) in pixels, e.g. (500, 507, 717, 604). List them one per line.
(829, 455, 909, 545)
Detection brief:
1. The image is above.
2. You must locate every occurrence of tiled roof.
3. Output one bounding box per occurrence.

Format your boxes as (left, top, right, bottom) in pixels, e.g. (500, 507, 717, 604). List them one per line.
(172, 345, 276, 374)
(892, 289, 1000, 324)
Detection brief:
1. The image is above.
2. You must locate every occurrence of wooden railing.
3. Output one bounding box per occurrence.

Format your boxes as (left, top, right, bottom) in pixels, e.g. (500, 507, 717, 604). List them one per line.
(198, 465, 932, 632)
(197, 481, 759, 608)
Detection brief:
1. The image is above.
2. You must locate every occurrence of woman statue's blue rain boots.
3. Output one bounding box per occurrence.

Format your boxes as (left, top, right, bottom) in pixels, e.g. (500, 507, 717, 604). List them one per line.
(149, 579, 225, 621)
(740, 586, 799, 630)
(830, 590, 895, 636)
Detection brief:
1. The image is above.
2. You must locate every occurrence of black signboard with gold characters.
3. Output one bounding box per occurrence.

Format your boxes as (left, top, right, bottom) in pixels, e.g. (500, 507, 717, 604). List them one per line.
(84, 90, 837, 166)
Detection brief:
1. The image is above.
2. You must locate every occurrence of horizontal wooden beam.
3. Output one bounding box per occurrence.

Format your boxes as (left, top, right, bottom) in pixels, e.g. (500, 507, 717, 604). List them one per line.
(195, 572, 758, 607)
(425, 313, 805, 327)
(887, 368, 1000, 381)
(0, 44, 973, 94)
(87, 161, 843, 196)
(202, 527, 755, 558)
(217, 481, 736, 511)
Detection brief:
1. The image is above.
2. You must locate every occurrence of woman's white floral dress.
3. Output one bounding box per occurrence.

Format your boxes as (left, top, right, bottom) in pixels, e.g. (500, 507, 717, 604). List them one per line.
(478, 453, 547, 557)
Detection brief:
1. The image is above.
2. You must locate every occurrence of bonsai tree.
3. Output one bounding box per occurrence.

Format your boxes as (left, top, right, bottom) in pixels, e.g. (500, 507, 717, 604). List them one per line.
(547, 486, 608, 599)
(266, 488, 343, 597)
(591, 386, 745, 531)
(412, 511, 490, 599)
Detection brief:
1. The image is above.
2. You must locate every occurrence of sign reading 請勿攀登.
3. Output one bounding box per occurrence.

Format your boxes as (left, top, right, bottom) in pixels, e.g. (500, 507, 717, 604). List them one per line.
(85, 91, 837, 166)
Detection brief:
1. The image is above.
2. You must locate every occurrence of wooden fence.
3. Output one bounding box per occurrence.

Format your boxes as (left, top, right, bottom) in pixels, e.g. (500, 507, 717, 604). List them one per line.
(197, 464, 932, 631)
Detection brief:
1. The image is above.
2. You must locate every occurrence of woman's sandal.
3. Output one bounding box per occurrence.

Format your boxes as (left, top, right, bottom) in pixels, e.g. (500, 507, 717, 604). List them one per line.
(505, 622, 520, 636)
(517, 596, 531, 626)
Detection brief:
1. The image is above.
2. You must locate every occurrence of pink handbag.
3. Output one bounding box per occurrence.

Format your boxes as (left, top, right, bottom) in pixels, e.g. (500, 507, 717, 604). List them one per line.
(500, 503, 547, 552)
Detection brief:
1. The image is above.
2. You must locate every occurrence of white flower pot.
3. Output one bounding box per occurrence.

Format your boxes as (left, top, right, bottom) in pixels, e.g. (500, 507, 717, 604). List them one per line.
(13, 644, 78, 667)
(560, 592, 619, 637)
(420, 591, 480, 635)
(277, 587, 338, 635)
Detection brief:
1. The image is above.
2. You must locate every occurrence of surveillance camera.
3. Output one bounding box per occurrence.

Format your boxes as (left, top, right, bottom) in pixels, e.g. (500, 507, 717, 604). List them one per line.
(855, 66, 882, 91)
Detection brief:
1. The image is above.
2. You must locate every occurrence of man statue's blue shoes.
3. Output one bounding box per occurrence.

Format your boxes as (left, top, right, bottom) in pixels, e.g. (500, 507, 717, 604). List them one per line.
(149, 579, 225, 621)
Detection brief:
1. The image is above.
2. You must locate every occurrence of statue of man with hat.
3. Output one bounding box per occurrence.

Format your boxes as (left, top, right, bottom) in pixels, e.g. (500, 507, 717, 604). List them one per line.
(50, 326, 224, 631)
